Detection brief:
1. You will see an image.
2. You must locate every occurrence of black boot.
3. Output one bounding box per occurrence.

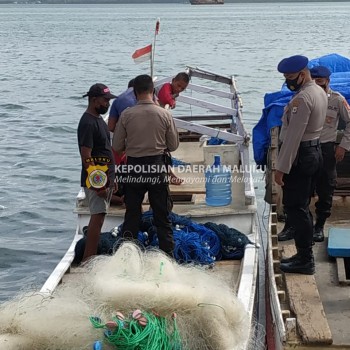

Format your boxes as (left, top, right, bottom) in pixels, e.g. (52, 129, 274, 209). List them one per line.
(278, 224, 295, 242)
(313, 217, 326, 242)
(281, 248, 301, 264)
(280, 247, 315, 275)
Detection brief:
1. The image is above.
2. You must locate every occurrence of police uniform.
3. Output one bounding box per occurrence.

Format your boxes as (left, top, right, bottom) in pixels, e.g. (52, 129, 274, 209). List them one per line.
(310, 66, 350, 240)
(113, 98, 179, 256)
(276, 55, 328, 275)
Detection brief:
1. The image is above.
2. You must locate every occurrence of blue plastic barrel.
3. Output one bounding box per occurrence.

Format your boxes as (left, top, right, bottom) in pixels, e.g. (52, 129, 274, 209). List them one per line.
(205, 155, 232, 206)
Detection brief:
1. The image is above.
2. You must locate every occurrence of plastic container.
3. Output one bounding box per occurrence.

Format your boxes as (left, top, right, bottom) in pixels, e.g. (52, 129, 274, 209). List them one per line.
(205, 155, 232, 206)
(203, 142, 239, 168)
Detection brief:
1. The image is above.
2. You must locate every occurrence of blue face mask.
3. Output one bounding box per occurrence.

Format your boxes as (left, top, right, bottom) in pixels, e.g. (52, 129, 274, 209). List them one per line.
(285, 73, 303, 91)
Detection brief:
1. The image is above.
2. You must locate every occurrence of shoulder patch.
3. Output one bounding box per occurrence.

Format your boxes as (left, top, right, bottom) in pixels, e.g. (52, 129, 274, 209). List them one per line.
(290, 98, 301, 114)
(343, 99, 350, 112)
(292, 106, 298, 114)
(291, 99, 300, 107)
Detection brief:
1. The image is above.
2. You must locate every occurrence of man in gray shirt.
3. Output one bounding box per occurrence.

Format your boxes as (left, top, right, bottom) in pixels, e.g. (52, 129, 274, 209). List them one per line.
(113, 74, 179, 256)
(310, 66, 350, 241)
(275, 55, 327, 275)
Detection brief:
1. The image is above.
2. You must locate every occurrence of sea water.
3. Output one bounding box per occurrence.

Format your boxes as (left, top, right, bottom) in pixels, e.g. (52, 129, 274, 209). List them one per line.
(1, 2, 350, 302)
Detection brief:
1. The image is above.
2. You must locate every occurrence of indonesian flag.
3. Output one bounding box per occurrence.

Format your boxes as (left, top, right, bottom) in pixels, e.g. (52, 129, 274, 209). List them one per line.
(132, 44, 152, 64)
(155, 18, 160, 35)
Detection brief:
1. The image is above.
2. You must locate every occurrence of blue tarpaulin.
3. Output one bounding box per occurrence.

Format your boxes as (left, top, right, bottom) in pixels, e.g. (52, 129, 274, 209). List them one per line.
(253, 53, 350, 166)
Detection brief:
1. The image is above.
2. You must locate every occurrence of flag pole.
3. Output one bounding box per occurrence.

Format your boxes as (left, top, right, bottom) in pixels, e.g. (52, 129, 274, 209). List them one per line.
(151, 18, 160, 79)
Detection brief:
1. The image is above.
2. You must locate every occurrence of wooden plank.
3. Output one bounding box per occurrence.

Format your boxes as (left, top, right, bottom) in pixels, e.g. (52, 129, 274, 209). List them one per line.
(175, 114, 232, 121)
(285, 318, 298, 342)
(176, 95, 237, 115)
(283, 245, 332, 345)
(173, 118, 244, 143)
(240, 146, 255, 199)
(282, 310, 291, 320)
(212, 260, 241, 290)
(169, 171, 205, 194)
(267, 206, 287, 345)
(187, 66, 232, 85)
(187, 83, 234, 99)
(336, 258, 350, 285)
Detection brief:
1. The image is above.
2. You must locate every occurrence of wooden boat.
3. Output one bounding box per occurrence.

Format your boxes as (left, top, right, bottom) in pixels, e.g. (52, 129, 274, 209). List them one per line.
(1, 67, 261, 349)
(265, 126, 350, 350)
(190, 0, 224, 5)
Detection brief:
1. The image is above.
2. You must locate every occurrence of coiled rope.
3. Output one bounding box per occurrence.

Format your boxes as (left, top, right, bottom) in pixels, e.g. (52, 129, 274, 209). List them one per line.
(90, 310, 181, 350)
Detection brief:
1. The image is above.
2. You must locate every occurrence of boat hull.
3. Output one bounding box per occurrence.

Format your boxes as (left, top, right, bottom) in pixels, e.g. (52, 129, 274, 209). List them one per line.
(190, 0, 224, 4)
(37, 66, 261, 350)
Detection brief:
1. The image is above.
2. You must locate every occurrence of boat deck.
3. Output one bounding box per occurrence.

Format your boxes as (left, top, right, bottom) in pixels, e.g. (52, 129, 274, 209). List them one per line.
(276, 196, 350, 349)
(75, 142, 256, 235)
(61, 259, 242, 295)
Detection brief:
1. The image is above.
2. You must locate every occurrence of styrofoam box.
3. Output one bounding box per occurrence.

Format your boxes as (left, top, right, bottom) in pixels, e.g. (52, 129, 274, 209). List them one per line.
(202, 142, 239, 167)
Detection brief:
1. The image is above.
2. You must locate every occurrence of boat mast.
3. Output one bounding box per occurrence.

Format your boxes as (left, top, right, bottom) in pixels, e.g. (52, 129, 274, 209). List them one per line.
(151, 18, 160, 79)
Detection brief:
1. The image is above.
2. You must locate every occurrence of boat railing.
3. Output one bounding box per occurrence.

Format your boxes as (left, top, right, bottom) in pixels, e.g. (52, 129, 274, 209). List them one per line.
(186, 66, 254, 204)
(153, 67, 254, 204)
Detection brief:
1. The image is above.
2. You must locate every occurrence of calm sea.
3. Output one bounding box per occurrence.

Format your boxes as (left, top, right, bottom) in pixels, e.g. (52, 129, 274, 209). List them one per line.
(0, 2, 349, 302)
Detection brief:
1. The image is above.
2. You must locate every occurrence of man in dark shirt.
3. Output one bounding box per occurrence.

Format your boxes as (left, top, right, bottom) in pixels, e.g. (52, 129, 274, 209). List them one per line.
(77, 83, 116, 262)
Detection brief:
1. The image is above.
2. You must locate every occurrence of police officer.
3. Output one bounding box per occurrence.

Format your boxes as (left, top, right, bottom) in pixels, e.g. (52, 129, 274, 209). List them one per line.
(310, 66, 350, 241)
(278, 66, 350, 244)
(275, 55, 327, 275)
(112, 74, 179, 257)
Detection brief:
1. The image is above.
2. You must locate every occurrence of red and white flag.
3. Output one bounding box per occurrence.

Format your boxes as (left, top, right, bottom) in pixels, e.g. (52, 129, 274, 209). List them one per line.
(132, 44, 152, 64)
(155, 18, 160, 35)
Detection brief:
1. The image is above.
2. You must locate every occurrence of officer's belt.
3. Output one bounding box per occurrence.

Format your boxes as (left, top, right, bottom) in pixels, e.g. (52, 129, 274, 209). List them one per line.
(127, 155, 165, 165)
(299, 139, 320, 148)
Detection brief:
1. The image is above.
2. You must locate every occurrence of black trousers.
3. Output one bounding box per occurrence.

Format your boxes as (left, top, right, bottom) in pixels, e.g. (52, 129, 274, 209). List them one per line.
(315, 142, 337, 220)
(122, 161, 174, 255)
(282, 145, 322, 249)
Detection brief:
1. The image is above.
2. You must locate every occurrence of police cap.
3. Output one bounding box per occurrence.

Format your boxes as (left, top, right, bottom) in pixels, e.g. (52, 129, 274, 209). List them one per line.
(277, 55, 309, 74)
(310, 65, 331, 79)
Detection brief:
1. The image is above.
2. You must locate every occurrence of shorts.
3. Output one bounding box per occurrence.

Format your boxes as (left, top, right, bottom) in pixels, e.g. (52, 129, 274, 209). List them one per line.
(84, 187, 113, 215)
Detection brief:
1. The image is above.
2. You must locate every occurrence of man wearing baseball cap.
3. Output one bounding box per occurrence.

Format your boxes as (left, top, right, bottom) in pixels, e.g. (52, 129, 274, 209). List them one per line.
(78, 83, 116, 262)
(274, 55, 328, 274)
(309, 66, 350, 242)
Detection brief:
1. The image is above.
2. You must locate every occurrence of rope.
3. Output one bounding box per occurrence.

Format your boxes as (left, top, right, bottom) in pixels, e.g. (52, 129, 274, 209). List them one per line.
(171, 157, 190, 166)
(173, 228, 219, 265)
(90, 311, 182, 350)
(110, 212, 252, 265)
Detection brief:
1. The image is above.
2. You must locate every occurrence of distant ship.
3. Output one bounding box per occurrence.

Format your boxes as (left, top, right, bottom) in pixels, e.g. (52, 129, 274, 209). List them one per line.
(190, 0, 224, 4)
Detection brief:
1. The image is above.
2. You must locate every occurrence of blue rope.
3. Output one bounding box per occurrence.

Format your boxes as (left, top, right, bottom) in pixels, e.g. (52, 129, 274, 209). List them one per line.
(169, 212, 192, 227)
(111, 212, 250, 265)
(207, 137, 227, 145)
(171, 157, 190, 167)
(173, 229, 215, 265)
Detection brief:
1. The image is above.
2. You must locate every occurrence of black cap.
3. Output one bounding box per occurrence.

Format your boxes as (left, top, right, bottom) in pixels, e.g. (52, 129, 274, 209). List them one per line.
(83, 83, 117, 99)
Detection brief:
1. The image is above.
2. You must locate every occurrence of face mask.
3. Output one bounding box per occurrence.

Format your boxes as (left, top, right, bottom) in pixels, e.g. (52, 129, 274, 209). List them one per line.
(285, 73, 303, 92)
(95, 105, 109, 115)
(320, 84, 327, 91)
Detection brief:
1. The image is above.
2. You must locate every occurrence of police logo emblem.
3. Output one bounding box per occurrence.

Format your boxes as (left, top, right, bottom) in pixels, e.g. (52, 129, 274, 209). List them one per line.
(86, 164, 108, 189)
